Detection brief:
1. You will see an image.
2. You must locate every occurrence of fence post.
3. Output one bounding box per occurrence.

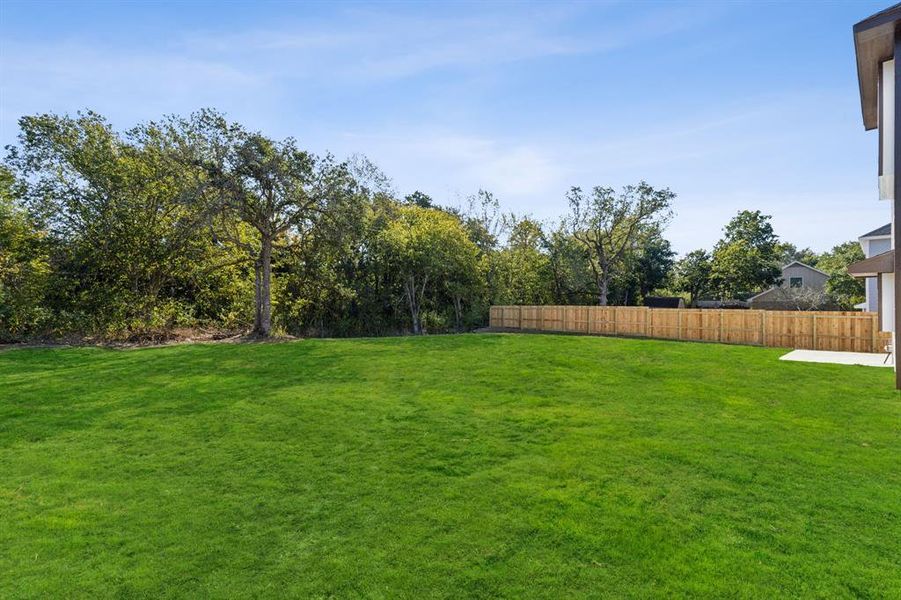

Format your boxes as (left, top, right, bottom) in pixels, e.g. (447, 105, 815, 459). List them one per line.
(586, 307, 591, 334)
(760, 311, 767, 347)
(873, 313, 879, 352)
(612, 307, 617, 336)
(541, 306, 546, 331)
(677, 310, 683, 340)
(812, 314, 818, 350)
(718, 310, 724, 342)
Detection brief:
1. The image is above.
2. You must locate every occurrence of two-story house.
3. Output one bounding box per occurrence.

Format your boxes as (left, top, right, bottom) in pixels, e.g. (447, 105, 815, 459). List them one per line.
(847, 5, 901, 386)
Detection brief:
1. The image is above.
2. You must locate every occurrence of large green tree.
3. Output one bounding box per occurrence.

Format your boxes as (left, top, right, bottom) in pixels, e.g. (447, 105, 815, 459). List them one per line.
(191, 112, 354, 336)
(377, 205, 479, 334)
(817, 241, 866, 309)
(4, 111, 241, 336)
(0, 166, 50, 340)
(634, 230, 676, 300)
(491, 217, 552, 306)
(566, 182, 674, 305)
(710, 210, 782, 299)
(544, 225, 595, 305)
(672, 250, 712, 307)
(276, 180, 373, 337)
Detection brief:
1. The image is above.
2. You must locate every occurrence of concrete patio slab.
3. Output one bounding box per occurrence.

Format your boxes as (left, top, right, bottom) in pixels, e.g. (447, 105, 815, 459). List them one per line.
(779, 349, 893, 368)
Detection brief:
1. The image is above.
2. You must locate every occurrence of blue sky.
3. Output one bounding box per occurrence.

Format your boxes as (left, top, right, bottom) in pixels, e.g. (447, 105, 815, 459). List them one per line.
(0, 0, 891, 254)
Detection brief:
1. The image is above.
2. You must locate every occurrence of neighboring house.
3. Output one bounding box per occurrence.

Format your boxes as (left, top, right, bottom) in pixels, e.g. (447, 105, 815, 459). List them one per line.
(747, 261, 832, 310)
(643, 296, 685, 309)
(848, 6, 901, 386)
(856, 223, 892, 311)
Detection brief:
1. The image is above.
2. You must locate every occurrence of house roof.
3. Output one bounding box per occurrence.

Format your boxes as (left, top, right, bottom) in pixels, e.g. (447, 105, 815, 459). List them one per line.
(860, 223, 892, 238)
(782, 260, 829, 276)
(643, 296, 684, 309)
(747, 287, 779, 302)
(847, 249, 895, 277)
(853, 4, 901, 130)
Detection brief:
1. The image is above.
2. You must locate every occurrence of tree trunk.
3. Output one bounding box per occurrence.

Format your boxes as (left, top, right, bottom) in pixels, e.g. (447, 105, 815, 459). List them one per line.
(253, 261, 262, 330)
(453, 295, 463, 332)
(551, 266, 564, 304)
(405, 277, 421, 334)
(589, 254, 609, 307)
(598, 276, 609, 306)
(253, 237, 273, 336)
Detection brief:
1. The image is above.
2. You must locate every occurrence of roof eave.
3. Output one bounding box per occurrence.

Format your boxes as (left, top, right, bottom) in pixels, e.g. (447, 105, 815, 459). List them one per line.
(853, 4, 901, 130)
(782, 260, 830, 276)
(747, 288, 776, 302)
(847, 249, 895, 278)
(859, 223, 892, 239)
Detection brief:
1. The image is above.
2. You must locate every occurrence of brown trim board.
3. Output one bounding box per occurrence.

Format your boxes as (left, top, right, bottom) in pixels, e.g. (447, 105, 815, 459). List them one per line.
(893, 26, 901, 388)
(848, 249, 895, 276)
(879, 63, 884, 174)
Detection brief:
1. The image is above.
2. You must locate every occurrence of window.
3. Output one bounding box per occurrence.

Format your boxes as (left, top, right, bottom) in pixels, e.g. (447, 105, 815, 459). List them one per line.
(789, 277, 803, 288)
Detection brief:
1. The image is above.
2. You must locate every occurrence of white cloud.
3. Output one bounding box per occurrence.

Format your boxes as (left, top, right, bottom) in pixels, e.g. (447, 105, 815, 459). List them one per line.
(332, 89, 879, 255)
(1, 3, 715, 139)
(333, 130, 567, 209)
(0, 40, 263, 139)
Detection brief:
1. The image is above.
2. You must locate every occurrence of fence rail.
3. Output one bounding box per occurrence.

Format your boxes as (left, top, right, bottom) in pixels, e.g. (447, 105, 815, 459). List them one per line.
(489, 305, 892, 354)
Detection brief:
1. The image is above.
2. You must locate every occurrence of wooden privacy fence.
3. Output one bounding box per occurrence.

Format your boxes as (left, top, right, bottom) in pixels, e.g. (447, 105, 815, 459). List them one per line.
(489, 305, 892, 353)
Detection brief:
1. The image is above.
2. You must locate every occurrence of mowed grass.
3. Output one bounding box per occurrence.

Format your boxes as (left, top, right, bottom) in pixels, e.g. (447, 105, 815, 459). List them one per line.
(1, 334, 899, 598)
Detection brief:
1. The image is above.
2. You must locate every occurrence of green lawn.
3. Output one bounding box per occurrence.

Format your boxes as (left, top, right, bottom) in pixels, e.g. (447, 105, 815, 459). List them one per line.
(1, 334, 899, 598)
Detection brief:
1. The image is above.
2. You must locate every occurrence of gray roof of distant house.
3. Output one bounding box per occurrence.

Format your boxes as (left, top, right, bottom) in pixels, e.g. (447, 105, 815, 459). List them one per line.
(781, 260, 829, 276)
(860, 223, 891, 238)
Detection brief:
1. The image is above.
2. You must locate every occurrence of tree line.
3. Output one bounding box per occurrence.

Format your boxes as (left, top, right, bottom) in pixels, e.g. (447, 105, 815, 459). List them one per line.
(0, 110, 864, 342)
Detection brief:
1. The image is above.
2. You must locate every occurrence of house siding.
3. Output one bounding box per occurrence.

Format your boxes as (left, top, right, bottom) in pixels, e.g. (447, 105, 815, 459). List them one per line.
(862, 237, 891, 311)
(779, 264, 829, 290)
